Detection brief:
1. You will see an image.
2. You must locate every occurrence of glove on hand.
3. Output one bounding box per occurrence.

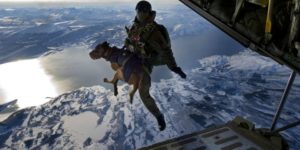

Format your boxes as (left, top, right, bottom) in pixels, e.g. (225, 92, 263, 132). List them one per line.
(171, 67, 187, 79)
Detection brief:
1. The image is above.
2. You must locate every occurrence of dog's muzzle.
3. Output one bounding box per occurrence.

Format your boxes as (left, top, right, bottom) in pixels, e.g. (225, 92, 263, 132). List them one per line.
(89, 51, 98, 60)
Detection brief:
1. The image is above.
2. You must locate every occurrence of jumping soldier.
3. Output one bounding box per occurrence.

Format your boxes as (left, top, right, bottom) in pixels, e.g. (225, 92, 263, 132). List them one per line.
(124, 0, 187, 131)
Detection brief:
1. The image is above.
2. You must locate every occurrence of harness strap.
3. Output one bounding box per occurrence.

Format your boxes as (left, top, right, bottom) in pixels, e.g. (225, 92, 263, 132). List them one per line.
(121, 53, 134, 67)
(142, 65, 151, 76)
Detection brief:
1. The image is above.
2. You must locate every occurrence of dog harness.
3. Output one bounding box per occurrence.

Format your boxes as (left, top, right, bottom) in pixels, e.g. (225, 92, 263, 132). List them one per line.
(103, 48, 143, 82)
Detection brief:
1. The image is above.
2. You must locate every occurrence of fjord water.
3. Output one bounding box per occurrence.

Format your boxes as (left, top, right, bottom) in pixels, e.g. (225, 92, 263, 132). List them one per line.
(0, 30, 242, 109)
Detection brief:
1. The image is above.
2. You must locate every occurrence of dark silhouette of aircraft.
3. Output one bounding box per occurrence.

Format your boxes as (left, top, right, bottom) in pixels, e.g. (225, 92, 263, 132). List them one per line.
(139, 0, 299, 149)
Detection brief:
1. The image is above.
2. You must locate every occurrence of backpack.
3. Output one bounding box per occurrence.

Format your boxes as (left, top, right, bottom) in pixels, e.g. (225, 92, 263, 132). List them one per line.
(155, 24, 171, 45)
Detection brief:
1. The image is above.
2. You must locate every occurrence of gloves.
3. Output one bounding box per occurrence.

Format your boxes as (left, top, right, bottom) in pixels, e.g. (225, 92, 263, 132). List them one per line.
(171, 66, 187, 79)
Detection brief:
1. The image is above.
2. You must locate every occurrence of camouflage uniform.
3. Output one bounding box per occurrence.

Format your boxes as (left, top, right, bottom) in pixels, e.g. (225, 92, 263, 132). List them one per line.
(124, 11, 177, 127)
(124, 1, 186, 130)
(124, 11, 177, 73)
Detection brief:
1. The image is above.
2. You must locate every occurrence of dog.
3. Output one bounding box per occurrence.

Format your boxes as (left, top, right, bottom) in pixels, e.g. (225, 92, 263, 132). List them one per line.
(89, 41, 144, 104)
(90, 41, 168, 131)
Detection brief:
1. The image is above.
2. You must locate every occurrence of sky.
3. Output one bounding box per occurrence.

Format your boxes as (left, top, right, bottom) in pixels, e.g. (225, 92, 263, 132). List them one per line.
(0, 0, 178, 9)
(0, 0, 175, 3)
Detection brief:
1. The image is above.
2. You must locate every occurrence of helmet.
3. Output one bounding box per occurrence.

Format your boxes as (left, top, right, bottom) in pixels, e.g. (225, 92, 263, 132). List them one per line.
(135, 1, 152, 12)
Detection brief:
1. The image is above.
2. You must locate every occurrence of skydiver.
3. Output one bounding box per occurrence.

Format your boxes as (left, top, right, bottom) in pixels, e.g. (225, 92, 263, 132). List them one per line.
(123, 0, 187, 131)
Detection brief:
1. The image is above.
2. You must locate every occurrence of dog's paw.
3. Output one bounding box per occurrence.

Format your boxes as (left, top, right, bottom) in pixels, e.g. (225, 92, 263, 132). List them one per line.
(103, 78, 108, 82)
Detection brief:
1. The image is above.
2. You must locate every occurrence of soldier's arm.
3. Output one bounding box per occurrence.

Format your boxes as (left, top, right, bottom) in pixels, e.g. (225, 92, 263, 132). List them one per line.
(123, 25, 136, 51)
(153, 30, 177, 69)
(152, 29, 187, 79)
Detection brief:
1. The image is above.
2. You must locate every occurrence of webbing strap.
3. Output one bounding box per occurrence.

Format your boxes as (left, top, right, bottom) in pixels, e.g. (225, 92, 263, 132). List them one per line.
(122, 54, 134, 67)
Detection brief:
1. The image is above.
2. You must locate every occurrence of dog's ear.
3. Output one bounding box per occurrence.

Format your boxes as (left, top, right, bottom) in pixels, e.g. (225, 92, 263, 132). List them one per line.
(103, 41, 109, 47)
(125, 26, 129, 34)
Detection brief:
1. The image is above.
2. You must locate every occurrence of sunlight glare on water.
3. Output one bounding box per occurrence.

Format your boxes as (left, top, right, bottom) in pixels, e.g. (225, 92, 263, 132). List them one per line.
(0, 59, 57, 108)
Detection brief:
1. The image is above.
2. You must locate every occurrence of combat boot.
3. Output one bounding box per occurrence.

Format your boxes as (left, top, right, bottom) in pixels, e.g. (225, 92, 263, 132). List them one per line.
(156, 114, 166, 131)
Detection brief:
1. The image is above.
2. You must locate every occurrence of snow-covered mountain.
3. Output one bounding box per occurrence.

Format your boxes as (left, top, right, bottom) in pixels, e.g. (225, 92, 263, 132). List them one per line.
(0, 4, 299, 150)
(0, 50, 299, 150)
(0, 6, 206, 64)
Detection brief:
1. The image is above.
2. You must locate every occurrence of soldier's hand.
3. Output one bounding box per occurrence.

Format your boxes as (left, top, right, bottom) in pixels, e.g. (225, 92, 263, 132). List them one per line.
(171, 67, 187, 79)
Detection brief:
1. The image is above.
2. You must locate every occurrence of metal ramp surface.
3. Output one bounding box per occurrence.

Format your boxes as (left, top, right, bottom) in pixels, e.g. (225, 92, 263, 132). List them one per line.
(139, 117, 286, 150)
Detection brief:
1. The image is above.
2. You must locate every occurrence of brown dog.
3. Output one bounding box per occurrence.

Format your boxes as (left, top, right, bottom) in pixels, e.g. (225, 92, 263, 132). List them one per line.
(90, 41, 167, 131)
(89, 41, 142, 104)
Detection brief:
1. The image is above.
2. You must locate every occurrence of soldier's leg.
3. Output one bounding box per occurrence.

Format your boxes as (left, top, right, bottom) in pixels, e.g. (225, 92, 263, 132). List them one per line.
(139, 72, 166, 131)
(139, 72, 160, 116)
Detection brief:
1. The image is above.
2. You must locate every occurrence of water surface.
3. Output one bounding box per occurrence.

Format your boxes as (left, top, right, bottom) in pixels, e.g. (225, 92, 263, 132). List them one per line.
(0, 33, 243, 113)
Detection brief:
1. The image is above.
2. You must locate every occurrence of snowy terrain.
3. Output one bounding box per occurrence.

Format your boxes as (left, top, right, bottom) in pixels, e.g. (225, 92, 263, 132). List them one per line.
(0, 4, 242, 109)
(0, 50, 299, 149)
(0, 5, 208, 64)
(0, 4, 299, 150)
